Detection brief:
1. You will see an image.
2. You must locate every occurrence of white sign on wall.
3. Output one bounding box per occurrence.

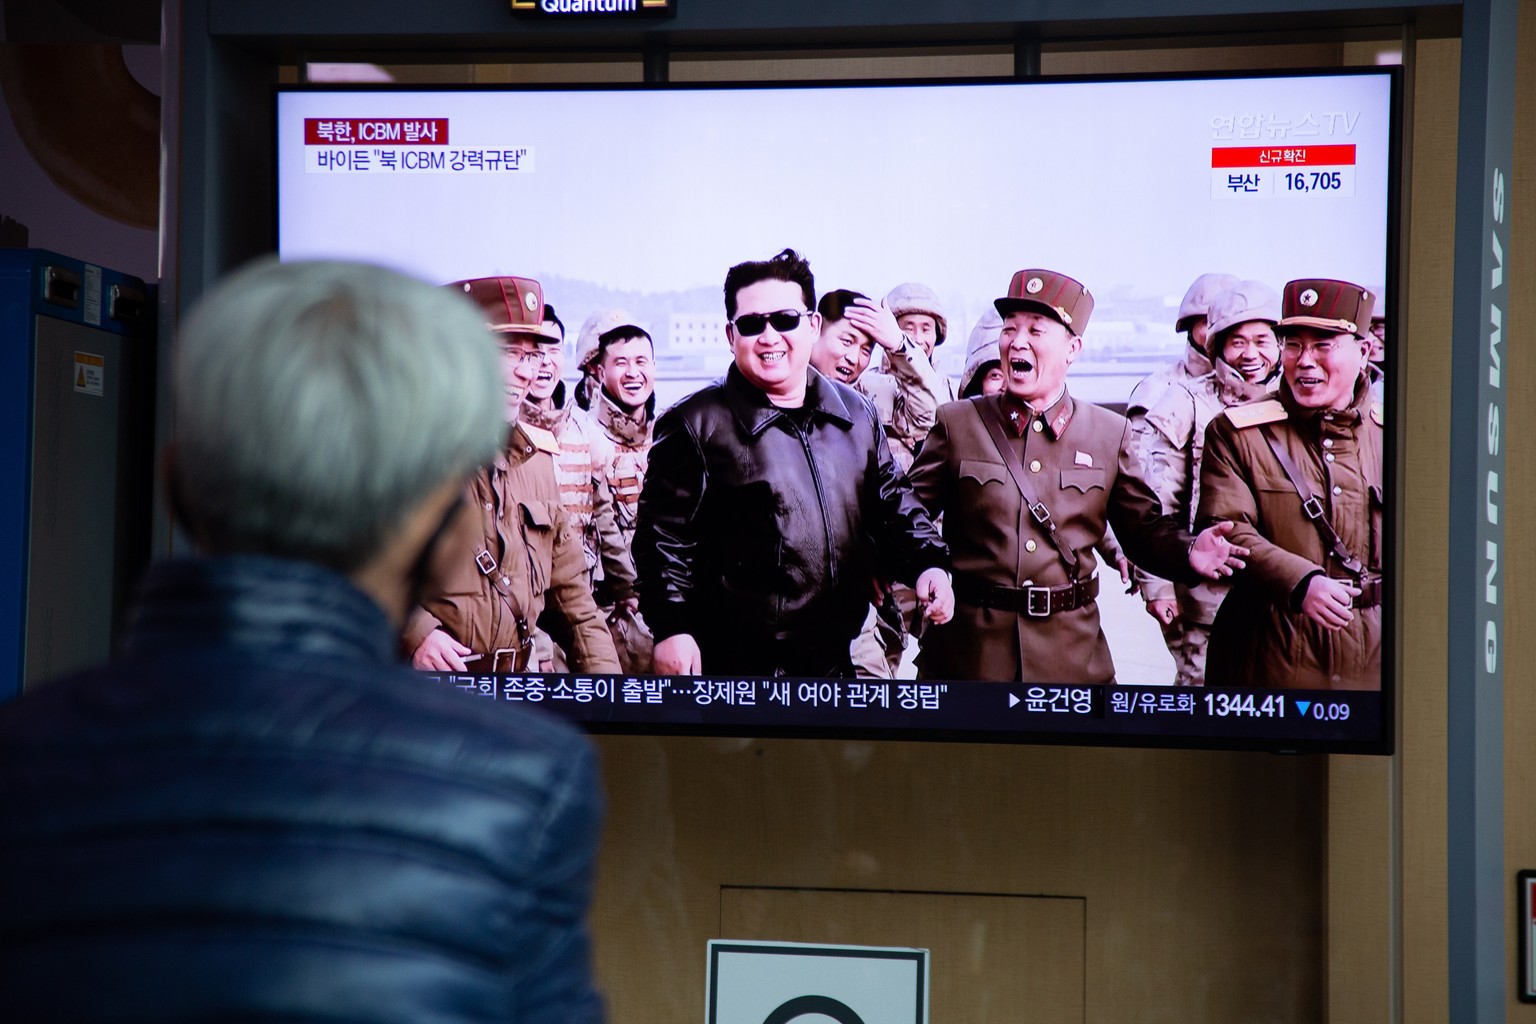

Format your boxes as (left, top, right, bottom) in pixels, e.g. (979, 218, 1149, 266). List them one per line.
(706, 940, 928, 1024)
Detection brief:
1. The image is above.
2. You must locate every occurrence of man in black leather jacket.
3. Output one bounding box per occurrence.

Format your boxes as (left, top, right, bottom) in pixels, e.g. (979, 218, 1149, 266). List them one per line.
(636, 249, 954, 677)
(0, 260, 605, 1023)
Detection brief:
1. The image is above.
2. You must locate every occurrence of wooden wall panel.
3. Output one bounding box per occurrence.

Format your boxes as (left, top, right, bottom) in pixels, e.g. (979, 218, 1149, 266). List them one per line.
(1398, 32, 1458, 1024)
(720, 887, 1085, 1023)
(591, 737, 1324, 1022)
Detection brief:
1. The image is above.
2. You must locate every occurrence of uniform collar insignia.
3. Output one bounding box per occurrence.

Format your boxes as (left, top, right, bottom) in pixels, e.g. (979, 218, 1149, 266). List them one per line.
(1042, 390, 1075, 440)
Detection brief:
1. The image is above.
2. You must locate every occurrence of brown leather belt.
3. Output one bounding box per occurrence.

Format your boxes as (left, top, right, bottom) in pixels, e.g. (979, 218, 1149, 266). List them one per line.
(1351, 574, 1383, 609)
(954, 574, 1100, 618)
(491, 643, 534, 674)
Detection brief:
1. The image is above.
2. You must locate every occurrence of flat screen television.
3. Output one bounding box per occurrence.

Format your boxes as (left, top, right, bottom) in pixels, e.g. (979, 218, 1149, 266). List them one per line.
(276, 68, 1398, 753)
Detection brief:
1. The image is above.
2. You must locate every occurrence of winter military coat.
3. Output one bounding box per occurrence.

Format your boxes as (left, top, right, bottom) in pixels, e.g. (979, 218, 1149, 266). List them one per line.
(1196, 377, 1384, 690)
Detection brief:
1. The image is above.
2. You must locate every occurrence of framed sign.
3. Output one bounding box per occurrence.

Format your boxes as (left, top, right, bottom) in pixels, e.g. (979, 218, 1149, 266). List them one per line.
(706, 940, 928, 1024)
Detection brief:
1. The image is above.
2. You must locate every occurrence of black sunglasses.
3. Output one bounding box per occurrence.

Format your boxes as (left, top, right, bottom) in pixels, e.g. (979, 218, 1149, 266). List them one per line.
(730, 309, 813, 337)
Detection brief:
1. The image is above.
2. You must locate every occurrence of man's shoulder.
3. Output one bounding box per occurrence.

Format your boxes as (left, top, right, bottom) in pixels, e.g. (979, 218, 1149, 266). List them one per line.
(0, 655, 592, 785)
(1071, 396, 1129, 436)
(657, 380, 728, 427)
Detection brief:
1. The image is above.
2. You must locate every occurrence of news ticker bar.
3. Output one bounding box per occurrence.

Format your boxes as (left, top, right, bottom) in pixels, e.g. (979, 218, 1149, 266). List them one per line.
(423, 672, 1381, 743)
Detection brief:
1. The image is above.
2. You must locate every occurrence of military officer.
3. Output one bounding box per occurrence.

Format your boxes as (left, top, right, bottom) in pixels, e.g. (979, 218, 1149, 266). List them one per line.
(406, 276, 622, 675)
(1196, 278, 1382, 691)
(907, 268, 1247, 684)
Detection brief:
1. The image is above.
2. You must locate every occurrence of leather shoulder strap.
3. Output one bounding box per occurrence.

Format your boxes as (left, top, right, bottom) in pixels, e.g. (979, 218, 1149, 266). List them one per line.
(971, 398, 1081, 581)
(1257, 424, 1368, 577)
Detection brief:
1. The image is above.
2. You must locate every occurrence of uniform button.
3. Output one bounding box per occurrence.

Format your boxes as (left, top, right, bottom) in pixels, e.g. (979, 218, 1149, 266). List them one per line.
(1332, 485, 1342, 495)
(1322, 438, 1333, 448)
(525, 445, 534, 454)
(483, 502, 493, 510)
(1032, 420, 1044, 433)
(1331, 674, 1341, 683)
(1025, 539, 1038, 553)
(1029, 460, 1042, 473)
(1325, 453, 1335, 463)
(500, 576, 510, 585)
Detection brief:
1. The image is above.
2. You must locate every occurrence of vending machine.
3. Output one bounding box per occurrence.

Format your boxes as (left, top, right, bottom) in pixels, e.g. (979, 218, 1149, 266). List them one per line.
(0, 249, 155, 700)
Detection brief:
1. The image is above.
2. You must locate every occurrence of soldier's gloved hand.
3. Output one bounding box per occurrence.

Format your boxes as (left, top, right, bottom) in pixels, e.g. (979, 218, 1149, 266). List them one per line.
(1145, 598, 1179, 626)
(413, 628, 475, 672)
(1188, 521, 1250, 579)
(842, 298, 906, 353)
(915, 568, 955, 625)
(654, 633, 702, 674)
(1301, 575, 1360, 630)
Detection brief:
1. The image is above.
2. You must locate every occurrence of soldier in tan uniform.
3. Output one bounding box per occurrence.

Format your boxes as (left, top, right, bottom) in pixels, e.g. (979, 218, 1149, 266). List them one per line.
(809, 288, 946, 678)
(908, 268, 1247, 684)
(1125, 272, 1239, 658)
(521, 304, 638, 671)
(1196, 279, 1383, 691)
(574, 310, 655, 553)
(1131, 280, 1282, 685)
(852, 282, 956, 468)
(406, 277, 621, 675)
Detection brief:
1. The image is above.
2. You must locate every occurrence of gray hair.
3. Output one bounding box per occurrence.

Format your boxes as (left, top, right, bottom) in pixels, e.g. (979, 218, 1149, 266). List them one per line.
(172, 258, 505, 571)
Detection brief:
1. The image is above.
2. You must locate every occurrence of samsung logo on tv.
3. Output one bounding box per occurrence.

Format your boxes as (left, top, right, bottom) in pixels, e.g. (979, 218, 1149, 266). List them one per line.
(510, 0, 675, 16)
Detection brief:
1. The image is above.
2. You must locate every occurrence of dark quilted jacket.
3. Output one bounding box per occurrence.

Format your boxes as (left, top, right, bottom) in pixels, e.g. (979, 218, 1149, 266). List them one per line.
(0, 555, 605, 1023)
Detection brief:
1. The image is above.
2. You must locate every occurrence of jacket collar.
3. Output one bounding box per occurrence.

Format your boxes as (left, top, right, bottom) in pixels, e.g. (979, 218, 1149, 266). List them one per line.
(593, 389, 654, 447)
(520, 386, 571, 434)
(722, 363, 858, 437)
(998, 388, 1075, 440)
(121, 555, 397, 665)
(1210, 357, 1276, 406)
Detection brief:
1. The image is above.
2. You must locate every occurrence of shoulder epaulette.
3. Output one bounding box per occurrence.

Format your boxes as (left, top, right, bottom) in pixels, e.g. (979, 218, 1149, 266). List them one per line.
(1370, 401, 1385, 426)
(1222, 398, 1287, 429)
(520, 421, 562, 455)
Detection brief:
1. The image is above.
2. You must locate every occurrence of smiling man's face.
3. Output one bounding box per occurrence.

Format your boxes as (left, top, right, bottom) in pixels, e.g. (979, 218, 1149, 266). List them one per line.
(998, 310, 1081, 407)
(596, 335, 655, 411)
(810, 316, 876, 386)
(1281, 326, 1366, 411)
(527, 340, 564, 404)
(727, 278, 818, 405)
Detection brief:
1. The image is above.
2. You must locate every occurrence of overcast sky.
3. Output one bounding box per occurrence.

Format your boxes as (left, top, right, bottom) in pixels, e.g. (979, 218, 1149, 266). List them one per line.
(279, 72, 1394, 316)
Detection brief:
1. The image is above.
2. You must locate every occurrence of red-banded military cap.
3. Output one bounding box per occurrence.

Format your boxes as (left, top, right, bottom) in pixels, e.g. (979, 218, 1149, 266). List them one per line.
(1276, 279, 1372, 339)
(447, 276, 560, 339)
(994, 269, 1094, 335)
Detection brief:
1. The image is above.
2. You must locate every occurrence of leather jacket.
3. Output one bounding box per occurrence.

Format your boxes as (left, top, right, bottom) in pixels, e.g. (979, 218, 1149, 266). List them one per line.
(635, 365, 948, 676)
(0, 555, 605, 1022)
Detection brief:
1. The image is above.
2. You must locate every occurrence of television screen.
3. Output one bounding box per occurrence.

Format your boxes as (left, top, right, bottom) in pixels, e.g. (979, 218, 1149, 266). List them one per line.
(276, 68, 1397, 752)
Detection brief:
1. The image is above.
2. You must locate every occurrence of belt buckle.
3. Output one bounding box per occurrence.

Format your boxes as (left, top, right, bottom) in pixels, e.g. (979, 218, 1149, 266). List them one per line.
(491, 646, 528, 673)
(1026, 585, 1051, 618)
(1028, 501, 1051, 525)
(475, 549, 498, 575)
(1302, 497, 1325, 520)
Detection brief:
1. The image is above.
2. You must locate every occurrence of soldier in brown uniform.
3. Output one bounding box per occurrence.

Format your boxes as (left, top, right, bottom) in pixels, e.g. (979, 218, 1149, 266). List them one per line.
(406, 277, 621, 675)
(908, 268, 1247, 684)
(1196, 279, 1383, 691)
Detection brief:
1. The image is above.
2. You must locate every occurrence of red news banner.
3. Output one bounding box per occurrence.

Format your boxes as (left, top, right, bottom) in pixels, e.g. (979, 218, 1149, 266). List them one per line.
(304, 118, 449, 145)
(1211, 143, 1357, 198)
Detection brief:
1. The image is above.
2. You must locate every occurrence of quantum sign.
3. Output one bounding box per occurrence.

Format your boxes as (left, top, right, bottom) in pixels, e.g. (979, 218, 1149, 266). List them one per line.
(509, 0, 675, 17)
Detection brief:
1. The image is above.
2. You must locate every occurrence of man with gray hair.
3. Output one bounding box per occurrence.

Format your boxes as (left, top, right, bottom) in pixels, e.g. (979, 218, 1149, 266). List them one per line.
(0, 260, 606, 1022)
